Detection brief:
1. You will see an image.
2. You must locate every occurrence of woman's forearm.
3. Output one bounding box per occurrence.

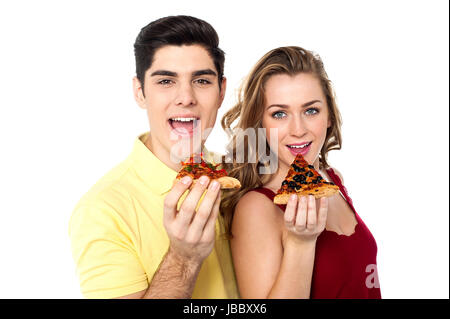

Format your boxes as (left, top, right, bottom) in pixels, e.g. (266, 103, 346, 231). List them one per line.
(266, 237, 317, 299)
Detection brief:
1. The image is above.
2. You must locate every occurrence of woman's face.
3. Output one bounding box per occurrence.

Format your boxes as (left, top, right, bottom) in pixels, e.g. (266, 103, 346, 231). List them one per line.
(262, 73, 331, 171)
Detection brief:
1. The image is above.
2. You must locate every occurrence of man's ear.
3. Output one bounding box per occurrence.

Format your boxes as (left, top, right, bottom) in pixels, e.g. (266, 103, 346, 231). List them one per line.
(218, 76, 227, 109)
(133, 76, 146, 109)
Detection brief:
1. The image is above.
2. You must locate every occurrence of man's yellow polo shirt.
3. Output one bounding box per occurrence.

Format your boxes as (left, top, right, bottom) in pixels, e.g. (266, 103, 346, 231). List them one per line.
(69, 132, 238, 299)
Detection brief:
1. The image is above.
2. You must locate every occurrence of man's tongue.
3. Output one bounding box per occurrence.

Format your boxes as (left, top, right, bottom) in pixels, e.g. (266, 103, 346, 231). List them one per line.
(171, 120, 195, 133)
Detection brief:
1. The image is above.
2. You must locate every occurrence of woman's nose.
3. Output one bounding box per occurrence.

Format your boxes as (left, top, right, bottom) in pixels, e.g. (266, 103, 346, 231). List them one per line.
(289, 116, 307, 137)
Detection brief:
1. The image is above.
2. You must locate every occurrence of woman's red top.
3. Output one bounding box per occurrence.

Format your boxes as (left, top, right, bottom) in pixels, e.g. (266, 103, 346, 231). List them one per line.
(252, 168, 381, 299)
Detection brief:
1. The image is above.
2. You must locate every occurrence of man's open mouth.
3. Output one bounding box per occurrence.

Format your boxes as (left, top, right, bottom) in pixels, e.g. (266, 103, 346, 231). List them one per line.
(168, 117, 200, 135)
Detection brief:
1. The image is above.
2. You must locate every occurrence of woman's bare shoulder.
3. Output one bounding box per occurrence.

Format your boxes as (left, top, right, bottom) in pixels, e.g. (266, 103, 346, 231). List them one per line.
(233, 189, 283, 226)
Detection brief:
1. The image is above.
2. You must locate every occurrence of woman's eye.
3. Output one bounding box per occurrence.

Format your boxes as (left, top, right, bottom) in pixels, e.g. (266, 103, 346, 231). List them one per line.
(305, 107, 319, 115)
(272, 111, 286, 119)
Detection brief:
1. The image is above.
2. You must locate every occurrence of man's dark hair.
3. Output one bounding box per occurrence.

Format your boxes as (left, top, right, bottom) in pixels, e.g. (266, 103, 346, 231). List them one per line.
(134, 15, 225, 93)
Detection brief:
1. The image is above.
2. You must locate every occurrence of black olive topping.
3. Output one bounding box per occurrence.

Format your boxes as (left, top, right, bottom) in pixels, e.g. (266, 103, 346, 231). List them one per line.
(292, 164, 306, 173)
(293, 174, 306, 182)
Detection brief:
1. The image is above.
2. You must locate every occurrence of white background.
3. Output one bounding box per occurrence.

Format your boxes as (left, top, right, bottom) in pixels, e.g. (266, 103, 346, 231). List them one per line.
(0, 0, 448, 299)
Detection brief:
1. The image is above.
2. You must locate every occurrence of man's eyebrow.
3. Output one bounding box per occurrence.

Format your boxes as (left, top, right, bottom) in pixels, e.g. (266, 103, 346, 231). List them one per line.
(192, 69, 217, 77)
(150, 70, 177, 77)
(267, 99, 323, 109)
(149, 69, 217, 77)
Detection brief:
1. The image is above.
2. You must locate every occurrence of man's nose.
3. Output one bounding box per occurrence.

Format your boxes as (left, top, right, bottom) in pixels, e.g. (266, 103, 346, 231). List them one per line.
(175, 82, 196, 106)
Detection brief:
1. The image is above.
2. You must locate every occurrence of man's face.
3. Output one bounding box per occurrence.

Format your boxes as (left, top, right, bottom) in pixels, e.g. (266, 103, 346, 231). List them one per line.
(133, 44, 226, 168)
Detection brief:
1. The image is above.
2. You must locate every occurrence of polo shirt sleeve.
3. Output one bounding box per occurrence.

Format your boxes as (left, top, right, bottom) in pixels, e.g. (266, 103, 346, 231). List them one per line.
(69, 202, 149, 298)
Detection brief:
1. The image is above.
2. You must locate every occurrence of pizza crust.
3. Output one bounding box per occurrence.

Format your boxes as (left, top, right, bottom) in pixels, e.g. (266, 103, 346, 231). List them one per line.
(216, 176, 241, 189)
(176, 176, 241, 189)
(273, 184, 339, 204)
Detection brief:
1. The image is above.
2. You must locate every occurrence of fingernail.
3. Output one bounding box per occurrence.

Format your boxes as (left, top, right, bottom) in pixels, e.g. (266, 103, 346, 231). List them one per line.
(199, 175, 209, 185)
(290, 194, 297, 201)
(301, 196, 307, 203)
(181, 176, 192, 185)
(210, 181, 219, 191)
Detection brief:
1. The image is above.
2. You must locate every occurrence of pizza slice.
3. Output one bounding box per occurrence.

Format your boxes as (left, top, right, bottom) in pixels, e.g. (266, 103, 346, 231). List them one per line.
(273, 153, 340, 204)
(176, 153, 241, 189)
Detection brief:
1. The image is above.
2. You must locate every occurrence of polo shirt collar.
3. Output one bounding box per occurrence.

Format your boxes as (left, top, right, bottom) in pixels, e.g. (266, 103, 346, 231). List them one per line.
(129, 132, 178, 195)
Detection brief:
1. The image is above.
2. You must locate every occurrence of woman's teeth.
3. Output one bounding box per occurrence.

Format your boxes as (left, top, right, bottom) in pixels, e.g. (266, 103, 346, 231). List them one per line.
(288, 142, 311, 149)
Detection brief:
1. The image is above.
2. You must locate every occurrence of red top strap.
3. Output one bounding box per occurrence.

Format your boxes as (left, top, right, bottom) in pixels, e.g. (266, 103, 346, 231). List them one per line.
(326, 168, 354, 209)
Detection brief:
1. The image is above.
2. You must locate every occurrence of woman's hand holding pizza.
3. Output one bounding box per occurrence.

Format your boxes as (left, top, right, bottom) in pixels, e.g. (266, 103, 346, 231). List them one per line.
(283, 194, 328, 244)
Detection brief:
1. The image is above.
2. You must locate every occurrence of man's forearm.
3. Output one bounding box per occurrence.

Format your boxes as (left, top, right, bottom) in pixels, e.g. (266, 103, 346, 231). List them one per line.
(142, 248, 202, 299)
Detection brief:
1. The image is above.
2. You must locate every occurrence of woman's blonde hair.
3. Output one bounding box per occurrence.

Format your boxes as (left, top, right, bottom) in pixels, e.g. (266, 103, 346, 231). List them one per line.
(220, 46, 343, 239)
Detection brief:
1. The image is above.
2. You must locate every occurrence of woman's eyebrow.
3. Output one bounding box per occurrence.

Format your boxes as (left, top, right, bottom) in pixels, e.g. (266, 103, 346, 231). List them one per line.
(302, 99, 322, 107)
(267, 104, 288, 110)
(267, 99, 322, 109)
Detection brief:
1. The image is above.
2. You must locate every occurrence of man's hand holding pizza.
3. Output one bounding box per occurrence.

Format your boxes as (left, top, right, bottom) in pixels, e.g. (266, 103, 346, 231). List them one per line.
(164, 175, 221, 264)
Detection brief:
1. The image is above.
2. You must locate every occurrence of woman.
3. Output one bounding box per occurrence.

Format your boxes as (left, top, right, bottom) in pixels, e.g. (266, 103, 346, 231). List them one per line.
(220, 46, 381, 299)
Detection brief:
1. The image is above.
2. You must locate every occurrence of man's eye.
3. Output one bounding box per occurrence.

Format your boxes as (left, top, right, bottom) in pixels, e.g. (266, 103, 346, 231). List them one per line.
(272, 111, 286, 119)
(195, 79, 212, 85)
(305, 108, 319, 115)
(158, 79, 173, 85)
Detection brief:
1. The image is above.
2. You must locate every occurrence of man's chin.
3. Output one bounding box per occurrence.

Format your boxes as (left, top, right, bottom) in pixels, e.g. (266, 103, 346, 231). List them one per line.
(168, 139, 203, 162)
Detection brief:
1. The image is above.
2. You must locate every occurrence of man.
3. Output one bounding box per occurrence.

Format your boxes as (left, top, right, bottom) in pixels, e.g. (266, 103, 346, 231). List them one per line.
(69, 15, 238, 299)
